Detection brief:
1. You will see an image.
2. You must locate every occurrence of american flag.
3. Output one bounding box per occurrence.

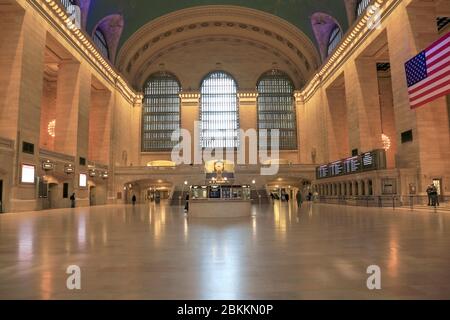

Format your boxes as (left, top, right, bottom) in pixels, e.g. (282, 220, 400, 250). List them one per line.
(405, 32, 450, 109)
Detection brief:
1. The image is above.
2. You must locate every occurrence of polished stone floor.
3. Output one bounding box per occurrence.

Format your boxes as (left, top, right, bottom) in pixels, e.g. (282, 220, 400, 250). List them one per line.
(0, 201, 449, 300)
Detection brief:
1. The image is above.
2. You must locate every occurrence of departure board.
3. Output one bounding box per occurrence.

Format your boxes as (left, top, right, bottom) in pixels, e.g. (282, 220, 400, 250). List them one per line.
(329, 161, 344, 176)
(317, 165, 329, 179)
(344, 156, 360, 174)
(361, 152, 377, 171)
(316, 149, 386, 179)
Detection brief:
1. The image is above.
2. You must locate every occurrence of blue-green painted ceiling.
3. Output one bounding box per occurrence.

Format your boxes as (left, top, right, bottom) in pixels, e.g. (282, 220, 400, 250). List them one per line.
(87, 0, 348, 48)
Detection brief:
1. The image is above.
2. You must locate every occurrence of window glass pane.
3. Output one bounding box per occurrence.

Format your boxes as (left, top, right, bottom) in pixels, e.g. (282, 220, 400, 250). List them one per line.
(327, 26, 343, 56)
(356, 0, 371, 17)
(142, 72, 181, 151)
(200, 72, 239, 149)
(257, 70, 297, 150)
(93, 29, 109, 59)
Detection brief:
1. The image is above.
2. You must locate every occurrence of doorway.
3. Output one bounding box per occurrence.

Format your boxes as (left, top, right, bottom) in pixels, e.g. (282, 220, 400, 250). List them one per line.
(48, 183, 58, 209)
(433, 179, 443, 201)
(0, 179, 3, 213)
(89, 186, 96, 206)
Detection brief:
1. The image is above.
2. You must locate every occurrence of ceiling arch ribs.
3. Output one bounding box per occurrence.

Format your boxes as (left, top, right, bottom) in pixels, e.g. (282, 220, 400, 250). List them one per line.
(116, 5, 321, 90)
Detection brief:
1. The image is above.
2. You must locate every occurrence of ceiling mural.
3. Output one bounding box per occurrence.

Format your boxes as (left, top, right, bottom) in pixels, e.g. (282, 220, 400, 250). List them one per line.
(87, 0, 349, 49)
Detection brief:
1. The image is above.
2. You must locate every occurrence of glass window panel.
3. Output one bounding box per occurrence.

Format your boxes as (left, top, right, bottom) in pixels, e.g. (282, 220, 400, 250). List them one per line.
(327, 26, 343, 56)
(257, 70, 297, 150)
(356, 0, 372, 18)
(200, 72, 239, 149)
(93, 29, 109, 59)
(142, 72, 181, 152)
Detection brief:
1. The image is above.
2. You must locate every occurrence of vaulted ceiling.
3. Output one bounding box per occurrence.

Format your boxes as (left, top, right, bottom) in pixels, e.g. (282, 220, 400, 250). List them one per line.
(87, 0, 349, 50)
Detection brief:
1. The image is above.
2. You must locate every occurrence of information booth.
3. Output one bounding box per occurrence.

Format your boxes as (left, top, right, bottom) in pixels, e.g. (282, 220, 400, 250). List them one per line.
(189, 185, 252, 218)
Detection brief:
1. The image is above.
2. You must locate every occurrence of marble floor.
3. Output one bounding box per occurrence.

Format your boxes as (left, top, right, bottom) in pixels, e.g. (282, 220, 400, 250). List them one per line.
(0, 201, 449, 300)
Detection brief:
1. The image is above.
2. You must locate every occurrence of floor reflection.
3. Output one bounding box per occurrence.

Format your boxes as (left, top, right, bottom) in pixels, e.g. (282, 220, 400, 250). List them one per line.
(0, 201, 449, 299)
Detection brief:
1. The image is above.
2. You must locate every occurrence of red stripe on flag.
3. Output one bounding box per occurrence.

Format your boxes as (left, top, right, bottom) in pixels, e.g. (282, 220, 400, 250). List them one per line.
(410, 79, 450, 102)
(408, 69, 450, 94)
(411, 88, 450, 109)
(426, 40, 450, 62)
(427, 48, 450, 69)
(428, 60, 450, 77)
(425, 31, 450, 53)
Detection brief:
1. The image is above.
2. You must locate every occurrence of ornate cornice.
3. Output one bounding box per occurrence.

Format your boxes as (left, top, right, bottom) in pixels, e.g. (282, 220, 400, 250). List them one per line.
(299, 0, 400, 102)
(27, 0, 142, 105)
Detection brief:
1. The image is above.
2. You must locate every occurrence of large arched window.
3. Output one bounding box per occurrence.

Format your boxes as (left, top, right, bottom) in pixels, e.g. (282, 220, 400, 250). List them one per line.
(200, 72, 239, 149)
(356, 0, 371, 18)
(142, 72, 181, 152)
(327, 26, 343, 56)
(93, 29, 109, 59)
(257, 70, 297, 150)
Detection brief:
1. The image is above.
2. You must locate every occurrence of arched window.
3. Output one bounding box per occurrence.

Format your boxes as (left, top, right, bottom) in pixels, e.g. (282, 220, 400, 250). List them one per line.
(61, 0, 76, 12)
(356, 0, 371, 18)
(142, 72, 181, 152)
(93, 29, 109, 59)
(257, 70, 297, 150)
(327, 26, 343, 56)
(200, 71, 239, 149)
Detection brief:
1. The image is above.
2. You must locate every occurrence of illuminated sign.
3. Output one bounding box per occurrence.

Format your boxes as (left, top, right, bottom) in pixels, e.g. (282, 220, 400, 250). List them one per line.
(79, 173, 87, 188)
(21, 164, 35, 184)
(344, 156, 360, 174)
(316, 150, 386, 179)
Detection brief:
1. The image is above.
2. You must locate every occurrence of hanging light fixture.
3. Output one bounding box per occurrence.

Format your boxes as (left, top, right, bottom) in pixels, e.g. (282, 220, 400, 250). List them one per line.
(47, 120, 56, 137)
(381, 133, 391, 151)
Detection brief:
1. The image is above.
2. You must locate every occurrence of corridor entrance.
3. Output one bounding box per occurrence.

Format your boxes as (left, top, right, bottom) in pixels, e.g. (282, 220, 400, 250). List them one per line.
(0, 179, 3, 213)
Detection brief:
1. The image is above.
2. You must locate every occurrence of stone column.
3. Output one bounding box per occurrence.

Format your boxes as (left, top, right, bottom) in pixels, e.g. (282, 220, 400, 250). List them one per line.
(238, 91, 258, 165)
(387, 0, 450, 194)
(344, 58, 383, 153)
(180, 92, 200, 164)
(1, 9, 46, 212)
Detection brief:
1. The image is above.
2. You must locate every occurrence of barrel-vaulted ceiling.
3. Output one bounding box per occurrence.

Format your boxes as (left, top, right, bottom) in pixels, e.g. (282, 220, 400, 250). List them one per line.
(87, 0, 349, 50)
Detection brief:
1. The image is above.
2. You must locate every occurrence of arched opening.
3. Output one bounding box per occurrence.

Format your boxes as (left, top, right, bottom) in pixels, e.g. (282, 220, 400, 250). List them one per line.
(93, 28, 109, 59)
(356, 0, 371, 18)
(200, 71, 239, 149)
(327, 26, 343, 56)
(257, 69, 297, 150)
(142, 72, 181, 151)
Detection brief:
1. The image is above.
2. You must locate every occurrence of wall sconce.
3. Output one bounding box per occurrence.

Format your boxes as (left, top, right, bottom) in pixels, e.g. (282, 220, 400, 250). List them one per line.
(64, 164, 74, 174)
(42, 160, 54, 171)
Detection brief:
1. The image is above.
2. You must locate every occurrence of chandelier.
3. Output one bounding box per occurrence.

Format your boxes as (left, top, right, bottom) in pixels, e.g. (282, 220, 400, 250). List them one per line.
(47, 120, 56, 138)
(381, 133, 391, 151)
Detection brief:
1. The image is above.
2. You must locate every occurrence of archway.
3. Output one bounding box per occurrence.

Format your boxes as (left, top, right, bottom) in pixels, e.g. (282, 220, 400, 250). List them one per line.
(116, 5, 320, 90)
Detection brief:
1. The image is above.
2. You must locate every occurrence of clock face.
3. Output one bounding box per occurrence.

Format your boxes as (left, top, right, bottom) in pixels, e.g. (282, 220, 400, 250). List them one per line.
(214, 161, 224, 172)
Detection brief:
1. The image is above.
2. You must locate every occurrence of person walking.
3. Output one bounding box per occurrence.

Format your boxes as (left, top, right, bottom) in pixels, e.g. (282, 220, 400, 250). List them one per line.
(296, 190, 303, 208)
(426, 184, 433, 206)
(184, 194, 190, 213)
(70, 193, 76, 208)
(132, 194, 137, 206)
